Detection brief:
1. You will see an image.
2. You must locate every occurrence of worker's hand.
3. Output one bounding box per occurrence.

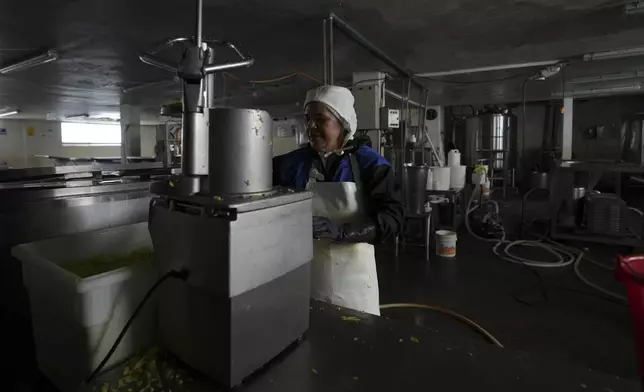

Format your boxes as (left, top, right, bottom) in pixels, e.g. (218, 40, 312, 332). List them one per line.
(313, 217, 378, 243)
(312, 216, 343, 241)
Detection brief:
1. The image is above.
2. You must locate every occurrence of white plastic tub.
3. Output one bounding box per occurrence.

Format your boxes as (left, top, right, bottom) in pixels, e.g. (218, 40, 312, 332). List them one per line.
(12, 222, 157, 391)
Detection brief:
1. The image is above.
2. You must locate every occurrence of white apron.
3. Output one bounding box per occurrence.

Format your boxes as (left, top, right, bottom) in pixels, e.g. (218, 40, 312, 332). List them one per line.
(308, 161, 380, 315)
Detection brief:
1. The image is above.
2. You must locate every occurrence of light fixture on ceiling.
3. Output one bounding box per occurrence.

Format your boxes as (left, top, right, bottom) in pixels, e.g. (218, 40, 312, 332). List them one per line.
(0, 50, 59, 75)
(583, 47, 644, 61)
(65, 113, 89, 120)
(568, 71, 644, 84)
(552, 84, 642, 97)
(0, 110, 20, 118)
(92, 112, 121, 121)
(529, 63, 566, 81)
(415, 60, 562, 77)
(625, 1, 644, 15)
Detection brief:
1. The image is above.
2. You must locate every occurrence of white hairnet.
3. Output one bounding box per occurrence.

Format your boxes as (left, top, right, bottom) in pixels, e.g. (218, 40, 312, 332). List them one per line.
(304, 85, 358, 142)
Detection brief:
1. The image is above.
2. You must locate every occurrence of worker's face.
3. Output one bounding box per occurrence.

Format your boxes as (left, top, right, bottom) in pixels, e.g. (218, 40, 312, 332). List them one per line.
(306, 102, 344, 153)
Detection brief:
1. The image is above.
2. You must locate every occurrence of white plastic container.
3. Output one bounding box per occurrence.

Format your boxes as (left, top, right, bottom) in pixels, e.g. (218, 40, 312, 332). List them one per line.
(447, 149, 461, 167)
(436, 230, 457, 258)
(426, 170, 433, 190)
(430, 166, 451, 191)
(450, 165, 467, 189)
(12, 222, 157, 391)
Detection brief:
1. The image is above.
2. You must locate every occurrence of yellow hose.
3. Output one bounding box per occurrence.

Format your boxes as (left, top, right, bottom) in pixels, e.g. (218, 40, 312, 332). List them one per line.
(380, 303, 504, 348)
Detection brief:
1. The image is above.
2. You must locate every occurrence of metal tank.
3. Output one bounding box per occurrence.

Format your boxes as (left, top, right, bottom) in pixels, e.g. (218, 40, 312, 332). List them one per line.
(478, 109, 516, 171)
(402, 164, 429, 215)
(206, 108, 273, 196)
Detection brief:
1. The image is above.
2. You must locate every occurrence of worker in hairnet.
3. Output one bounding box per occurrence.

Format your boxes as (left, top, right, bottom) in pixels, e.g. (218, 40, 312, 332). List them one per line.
(273, 86, 404, 315)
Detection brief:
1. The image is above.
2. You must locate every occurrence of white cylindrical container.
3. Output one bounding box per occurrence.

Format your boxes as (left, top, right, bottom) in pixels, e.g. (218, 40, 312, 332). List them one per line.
(436, 230, 457, 258)
(482, 180, 491, 198)
(447, 149, 461, 167)
(450, 165, 466, 189)
(430, 167, 451, 191)
(426, 169, 433, 190)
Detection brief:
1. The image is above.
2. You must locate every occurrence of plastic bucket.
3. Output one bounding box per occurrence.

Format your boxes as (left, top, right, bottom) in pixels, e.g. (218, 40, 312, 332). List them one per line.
(616, 255, 644, 382)
(450, 165, 466, 190)
(435, 230, 457, 258)
(431, 167, 451, 191)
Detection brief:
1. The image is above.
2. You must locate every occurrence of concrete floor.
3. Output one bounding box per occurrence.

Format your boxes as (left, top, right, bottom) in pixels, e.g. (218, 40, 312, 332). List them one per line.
(12, 196, 642, 390)
(377, 208, 639, 382)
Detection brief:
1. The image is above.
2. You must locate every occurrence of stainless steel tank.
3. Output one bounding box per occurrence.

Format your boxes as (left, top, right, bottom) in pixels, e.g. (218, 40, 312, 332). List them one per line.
(478, 110, 515, 171)
(402, 164, 429, 216)
(207, 108, 273, 196)
(462, 117, 481, 167)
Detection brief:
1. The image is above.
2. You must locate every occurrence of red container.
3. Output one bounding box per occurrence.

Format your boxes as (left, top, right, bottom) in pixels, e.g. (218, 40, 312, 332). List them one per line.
(616, 255, 644, 382)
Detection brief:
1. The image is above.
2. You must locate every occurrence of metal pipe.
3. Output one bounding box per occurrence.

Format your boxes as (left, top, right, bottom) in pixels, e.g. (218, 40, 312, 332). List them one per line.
(203, 58, 254, 74)
(328, 13, 423, 90)
(139, 54, 178, 73)
(205, 48, 216, 107)
(148, 37, 190, 54)
(196, 0, 203, 47)
(401, 79, 408, 165)
(328, 17, 334, 84)
(420, 89, 429, 164)
(416, 60, 561, 78)
(322, 19, 328, 85)
(385, 89, 422, 108)
(122, 78, 179, 94)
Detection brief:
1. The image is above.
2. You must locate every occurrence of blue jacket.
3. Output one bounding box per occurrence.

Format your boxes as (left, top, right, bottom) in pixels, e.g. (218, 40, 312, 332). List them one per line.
(273, 142, 403, 243)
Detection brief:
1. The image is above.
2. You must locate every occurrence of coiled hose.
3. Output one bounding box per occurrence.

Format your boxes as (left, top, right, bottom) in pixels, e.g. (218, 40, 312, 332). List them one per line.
(465, 187, 575, 268)
(466, 186, 627, 303)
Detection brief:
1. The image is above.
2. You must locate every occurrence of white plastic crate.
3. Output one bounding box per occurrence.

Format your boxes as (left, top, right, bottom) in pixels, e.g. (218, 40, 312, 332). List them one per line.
(12, 222, 157, 391)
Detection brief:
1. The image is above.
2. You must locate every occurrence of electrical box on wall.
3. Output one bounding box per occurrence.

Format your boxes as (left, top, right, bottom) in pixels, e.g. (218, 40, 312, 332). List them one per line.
(380, 108, 400, 129)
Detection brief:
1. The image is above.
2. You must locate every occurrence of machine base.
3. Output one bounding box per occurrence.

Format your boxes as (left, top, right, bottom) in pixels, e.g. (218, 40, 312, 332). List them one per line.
(149, 192, 313, 387)
(158, 262, 310, 387)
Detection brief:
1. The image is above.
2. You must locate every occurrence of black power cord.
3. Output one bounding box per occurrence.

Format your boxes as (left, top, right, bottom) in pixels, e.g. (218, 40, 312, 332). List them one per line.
(85, 269, 190, 383)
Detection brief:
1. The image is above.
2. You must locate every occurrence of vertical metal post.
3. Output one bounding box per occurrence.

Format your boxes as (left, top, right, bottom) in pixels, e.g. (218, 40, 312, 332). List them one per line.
(205, 47, 216, 108)
(327, 17, 334, 84)
(196, 0, 203, 46)
(400, 79, 409, 203)
(322, 19, 328, 85)
(420, 89, 428, 164)
(562, 97, 573, 160)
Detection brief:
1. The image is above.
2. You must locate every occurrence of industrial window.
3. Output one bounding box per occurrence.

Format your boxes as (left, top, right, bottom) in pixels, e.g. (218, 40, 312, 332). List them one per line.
(61, 122, 121, 146)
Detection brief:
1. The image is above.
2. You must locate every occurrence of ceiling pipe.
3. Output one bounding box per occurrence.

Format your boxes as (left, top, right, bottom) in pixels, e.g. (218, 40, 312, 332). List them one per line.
(0, 50, 59, 74)
(122, 78, 179, 94)
(384, 89, 422, 108)
(328, 13, 425, 90)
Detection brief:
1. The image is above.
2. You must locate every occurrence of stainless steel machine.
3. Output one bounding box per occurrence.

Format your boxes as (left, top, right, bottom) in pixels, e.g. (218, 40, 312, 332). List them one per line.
(141, 0, 313, 387)
(458, 107, 517, 195)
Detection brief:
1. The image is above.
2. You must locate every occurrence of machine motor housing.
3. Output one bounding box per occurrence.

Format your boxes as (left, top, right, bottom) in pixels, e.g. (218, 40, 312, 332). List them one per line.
(148, 190, 313, 386)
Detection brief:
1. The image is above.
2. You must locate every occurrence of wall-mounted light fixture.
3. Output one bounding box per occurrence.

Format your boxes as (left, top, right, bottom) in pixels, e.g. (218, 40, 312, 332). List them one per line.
(0, 50, 59, 74)
(568, 71, 644, 84)
(583, 47, 644, 61)
(552, 84, 642, 97)
(0, 110, 20, 118)
(529, 63, 566, 81)
(625, 1, 644, 15)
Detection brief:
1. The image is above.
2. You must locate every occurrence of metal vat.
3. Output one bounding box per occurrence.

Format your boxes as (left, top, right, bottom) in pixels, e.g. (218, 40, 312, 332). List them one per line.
(207, 108, 273, 196)
(479, 111, 515, 171)
(402, 164, 429, 215)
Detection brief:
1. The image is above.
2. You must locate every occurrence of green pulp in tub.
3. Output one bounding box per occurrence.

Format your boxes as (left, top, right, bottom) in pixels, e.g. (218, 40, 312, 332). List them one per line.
(64, 248, 154, 278)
